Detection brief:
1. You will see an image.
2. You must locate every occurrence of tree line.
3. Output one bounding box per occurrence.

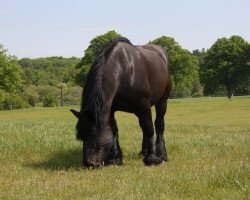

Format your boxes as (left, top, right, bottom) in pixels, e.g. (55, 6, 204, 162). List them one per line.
(0, 31, 249, 110)
(76, 31, 250, 98)
(0, 48, 82, 110)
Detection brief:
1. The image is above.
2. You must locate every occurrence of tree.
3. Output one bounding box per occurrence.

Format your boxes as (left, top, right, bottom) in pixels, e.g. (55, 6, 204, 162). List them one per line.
(19, 56, 80, 86)
(22, 85, 39, 106)
(201, 36, 250, 98)
(64, 86, 82, 105)
(0, 93, 30, 110)
(150, 36, 200, 98)
(193, 48, 206, 65)
(43, 94, 57, 107)
(76, 30, 122, 86)
(0, 44, 23, 92)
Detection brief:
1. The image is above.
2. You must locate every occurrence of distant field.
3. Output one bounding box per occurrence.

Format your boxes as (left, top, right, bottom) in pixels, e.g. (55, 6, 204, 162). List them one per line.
(0, 97, 249, 199)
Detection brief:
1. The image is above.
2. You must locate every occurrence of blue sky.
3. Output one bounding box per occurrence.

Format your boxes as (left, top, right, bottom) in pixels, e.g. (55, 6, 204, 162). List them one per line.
(1, 0, 250, 58)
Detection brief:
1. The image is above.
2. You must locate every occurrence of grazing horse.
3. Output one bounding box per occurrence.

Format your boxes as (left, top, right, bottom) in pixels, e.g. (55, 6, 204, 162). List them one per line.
(70, 37, 171, 168)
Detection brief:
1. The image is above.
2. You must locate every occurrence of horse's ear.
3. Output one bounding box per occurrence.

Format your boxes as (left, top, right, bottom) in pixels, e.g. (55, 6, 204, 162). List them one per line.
(70, 109, 82, 119)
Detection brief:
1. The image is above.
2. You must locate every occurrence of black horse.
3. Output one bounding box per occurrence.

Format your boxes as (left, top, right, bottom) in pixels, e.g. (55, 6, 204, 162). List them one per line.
(71, 38, 171, 168)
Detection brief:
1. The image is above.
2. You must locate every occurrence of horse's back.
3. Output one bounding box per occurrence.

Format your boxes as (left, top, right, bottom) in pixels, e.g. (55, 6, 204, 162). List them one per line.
(107, 42, 171, 112)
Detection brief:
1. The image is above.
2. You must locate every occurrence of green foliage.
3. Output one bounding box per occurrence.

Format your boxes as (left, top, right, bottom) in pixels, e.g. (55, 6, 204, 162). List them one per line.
(0, 92, 30, 110)
(43, 94, 58, 107)
(201, 35, 250, 98)
(34, 85, 59, 102)
(19, 56, 80, 69)
(191, 80, 204, 97)
(21, 85, 82, 107)
(63, 86, 82, 105)
(0, 89, 5, 110)
(0, 45, 23, 92)
(22, 85, 59, 107)
(19, 56, 80, 86)
(1, 34, 249, 110)
(76, 30, 121, 86)
(22, 85, 40, 106)
(192, 48, 206, 65)
(150, 36, 200, 98)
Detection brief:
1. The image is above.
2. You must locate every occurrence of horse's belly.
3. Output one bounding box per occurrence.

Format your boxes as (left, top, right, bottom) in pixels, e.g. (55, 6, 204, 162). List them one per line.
(113, 82, 165, 113)
(112, 95, 140, 113)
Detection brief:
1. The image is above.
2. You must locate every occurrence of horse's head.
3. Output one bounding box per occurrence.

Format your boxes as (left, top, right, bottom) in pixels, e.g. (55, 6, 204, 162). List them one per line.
(70, 109, 113, 168)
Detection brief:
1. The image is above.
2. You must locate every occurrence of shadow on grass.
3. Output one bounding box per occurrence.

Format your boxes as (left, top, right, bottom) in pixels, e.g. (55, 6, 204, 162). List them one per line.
(27, 149, 145, 171)
(27, 148, 83, 171)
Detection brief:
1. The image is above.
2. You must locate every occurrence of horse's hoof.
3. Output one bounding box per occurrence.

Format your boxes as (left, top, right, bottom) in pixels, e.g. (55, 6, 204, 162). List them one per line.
(157, 154, 168, 162)
(105, 158, 123, 166)
(143, 154, 162, 166)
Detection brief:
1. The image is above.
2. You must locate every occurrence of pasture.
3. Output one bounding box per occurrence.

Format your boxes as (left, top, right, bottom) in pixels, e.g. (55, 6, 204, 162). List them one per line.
(0, 97, 249, 199)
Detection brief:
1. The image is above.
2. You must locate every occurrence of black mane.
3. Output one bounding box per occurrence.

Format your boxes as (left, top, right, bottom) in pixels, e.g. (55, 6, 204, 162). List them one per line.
(81, 37, 133, 130)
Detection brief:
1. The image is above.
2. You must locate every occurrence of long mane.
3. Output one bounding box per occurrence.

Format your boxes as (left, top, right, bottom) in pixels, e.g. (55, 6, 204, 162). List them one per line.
(81, 37, 133, 130)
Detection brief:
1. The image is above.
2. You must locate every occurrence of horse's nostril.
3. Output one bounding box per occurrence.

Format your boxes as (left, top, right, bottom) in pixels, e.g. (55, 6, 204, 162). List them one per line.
(89, 162, 94, 167)
(94, 162, 101, 168)
(87, 162, 101, 168)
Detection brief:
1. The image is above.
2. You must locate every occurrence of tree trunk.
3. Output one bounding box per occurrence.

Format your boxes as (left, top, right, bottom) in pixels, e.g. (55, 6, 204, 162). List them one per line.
(227, 82, 232, 99)
(60, 86, 63, 106)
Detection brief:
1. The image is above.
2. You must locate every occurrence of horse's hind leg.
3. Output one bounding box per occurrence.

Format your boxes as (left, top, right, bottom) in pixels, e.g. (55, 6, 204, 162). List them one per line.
(155, 99, 168, 162)
(105, 113, 123, 165)
(137, 104, 162, 165)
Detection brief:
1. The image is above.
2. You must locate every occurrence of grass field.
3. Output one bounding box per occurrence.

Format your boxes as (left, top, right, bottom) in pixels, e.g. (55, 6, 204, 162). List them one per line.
(0, 97, 249, 200)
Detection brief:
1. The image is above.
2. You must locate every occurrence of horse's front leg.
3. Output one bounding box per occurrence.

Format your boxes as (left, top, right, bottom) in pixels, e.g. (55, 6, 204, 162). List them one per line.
(139, 132, 147, 156)
(105, 114, 123, 165)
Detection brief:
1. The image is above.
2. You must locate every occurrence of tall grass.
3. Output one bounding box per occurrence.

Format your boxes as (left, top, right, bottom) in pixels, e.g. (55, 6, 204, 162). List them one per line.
(0, 97, 249, 199)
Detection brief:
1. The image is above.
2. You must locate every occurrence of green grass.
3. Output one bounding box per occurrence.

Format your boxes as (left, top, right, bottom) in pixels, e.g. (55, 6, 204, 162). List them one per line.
(0, 97, 249, 200)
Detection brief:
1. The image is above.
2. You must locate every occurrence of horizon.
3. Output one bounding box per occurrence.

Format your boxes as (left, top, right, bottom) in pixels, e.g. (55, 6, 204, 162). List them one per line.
(1, 0, 250, 59)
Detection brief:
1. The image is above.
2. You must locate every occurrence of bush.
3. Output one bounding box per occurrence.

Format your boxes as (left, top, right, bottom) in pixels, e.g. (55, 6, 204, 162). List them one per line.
(0, 92, 30, 110)
(22, 85, 39, 106)
(22, 85, 82, 107)
(43, 94, 58, 107)
(36, 85, 59, 102)
(170, 82, 192, 98)
(64, 86, 82, 105)
(191, 80, 204, 97)
(0, 89, 5, 110)
(0, 85, 81, 110)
